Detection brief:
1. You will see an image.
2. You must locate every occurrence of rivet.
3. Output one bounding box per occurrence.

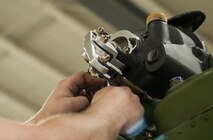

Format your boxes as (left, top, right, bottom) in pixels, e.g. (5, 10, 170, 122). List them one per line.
(177, 129, 182, 134)
(204, 116, 209, 121)
(190, 122, 195, 127)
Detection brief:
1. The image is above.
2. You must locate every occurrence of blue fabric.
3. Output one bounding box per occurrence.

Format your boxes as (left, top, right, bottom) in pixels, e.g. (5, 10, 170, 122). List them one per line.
(124, 117, 147, 138)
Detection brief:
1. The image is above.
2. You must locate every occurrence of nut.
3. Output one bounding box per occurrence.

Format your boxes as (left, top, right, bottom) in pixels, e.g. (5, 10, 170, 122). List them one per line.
(100, 34, 110, 43)
(99, 54, 110, 62)
(96, 27, 105, 35)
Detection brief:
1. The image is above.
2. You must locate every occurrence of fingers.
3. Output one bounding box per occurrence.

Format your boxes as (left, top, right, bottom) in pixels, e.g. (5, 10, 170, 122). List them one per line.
(65, 96, 90, 112)
(85, 85, 144, 136)
(62, 72, 106, 96)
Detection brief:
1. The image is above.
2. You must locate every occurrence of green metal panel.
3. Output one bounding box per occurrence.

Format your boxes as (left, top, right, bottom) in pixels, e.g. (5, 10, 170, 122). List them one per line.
(153, 68, 213, 135)
(165, 107, 213, 140)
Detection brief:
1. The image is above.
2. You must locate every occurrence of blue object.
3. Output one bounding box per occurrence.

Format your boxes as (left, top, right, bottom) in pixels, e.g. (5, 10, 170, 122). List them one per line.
(123, 117, 147, 138)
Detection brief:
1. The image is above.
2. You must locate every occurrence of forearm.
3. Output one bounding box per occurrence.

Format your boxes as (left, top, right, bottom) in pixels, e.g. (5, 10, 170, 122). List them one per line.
(37, 86, 142, 140)
(0, 118, 47, 140)
(0, 110, 122, 140)
(39, 111, 123, 140)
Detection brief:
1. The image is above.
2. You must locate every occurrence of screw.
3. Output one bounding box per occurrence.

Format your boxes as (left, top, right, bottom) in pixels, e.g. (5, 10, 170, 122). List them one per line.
(100, 34, 110, 43)
(122, 46, 130, 54)
(99, 54, 111, 62)
(96, 27, 105, 35)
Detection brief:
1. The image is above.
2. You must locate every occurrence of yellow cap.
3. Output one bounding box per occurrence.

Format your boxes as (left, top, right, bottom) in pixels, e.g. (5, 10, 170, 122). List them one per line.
(146, 12, 167, 25)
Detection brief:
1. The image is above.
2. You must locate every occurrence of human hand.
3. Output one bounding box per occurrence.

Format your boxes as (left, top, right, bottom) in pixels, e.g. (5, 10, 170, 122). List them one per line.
(26, 72, 106, 124)
(36, 86, 144, 140)
(86, 86, 144, 135)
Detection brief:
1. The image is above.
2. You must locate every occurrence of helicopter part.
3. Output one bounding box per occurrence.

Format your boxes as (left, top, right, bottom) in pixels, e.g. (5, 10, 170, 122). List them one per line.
(82, 11, 213, 140)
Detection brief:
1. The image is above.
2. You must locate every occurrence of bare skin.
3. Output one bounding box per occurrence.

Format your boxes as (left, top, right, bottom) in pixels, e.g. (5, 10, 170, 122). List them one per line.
(26, 72, 106, 124)
(0, 72, 144, 140)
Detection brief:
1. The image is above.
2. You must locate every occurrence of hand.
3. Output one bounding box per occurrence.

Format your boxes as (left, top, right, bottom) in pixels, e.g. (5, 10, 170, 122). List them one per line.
(86, 86, 144, 135)
(26, 72, 106, 124)
(37, 86, 144, 140)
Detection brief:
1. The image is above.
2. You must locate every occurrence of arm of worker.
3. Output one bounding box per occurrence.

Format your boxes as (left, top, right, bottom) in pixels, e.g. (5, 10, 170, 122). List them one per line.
(0, 86, 144, 140)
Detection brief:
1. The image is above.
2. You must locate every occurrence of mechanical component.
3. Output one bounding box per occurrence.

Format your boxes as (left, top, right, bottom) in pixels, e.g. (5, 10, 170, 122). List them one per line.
(83, 11, 213, 99)
(96, 27, 105, 35)
(169, 76, 184, 88)
(99, 53, 111, 62)
(100, 34, 110, 43)
(147, 48, 159, 63)
(82, 27, 156, 102)
(82, 11, 213, 140)
(146, 12, 167, 25)
(122, 46, 130, 54)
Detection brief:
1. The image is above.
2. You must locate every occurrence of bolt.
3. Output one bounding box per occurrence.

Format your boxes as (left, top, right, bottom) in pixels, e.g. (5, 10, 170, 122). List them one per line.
(122, 46, 130, 54)
(177, 129, 182, 134)
(204, 116, 209, 121)
(99, 54, 110, 62)
(190, 122, 195, 127)
(100, 34, 110, 43)
(96, 27, 105, 35)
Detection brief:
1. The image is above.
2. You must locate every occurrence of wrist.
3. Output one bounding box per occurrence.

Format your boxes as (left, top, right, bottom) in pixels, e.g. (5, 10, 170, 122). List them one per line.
(83, 106, 125, 138)
(38, 113, 120, 140)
